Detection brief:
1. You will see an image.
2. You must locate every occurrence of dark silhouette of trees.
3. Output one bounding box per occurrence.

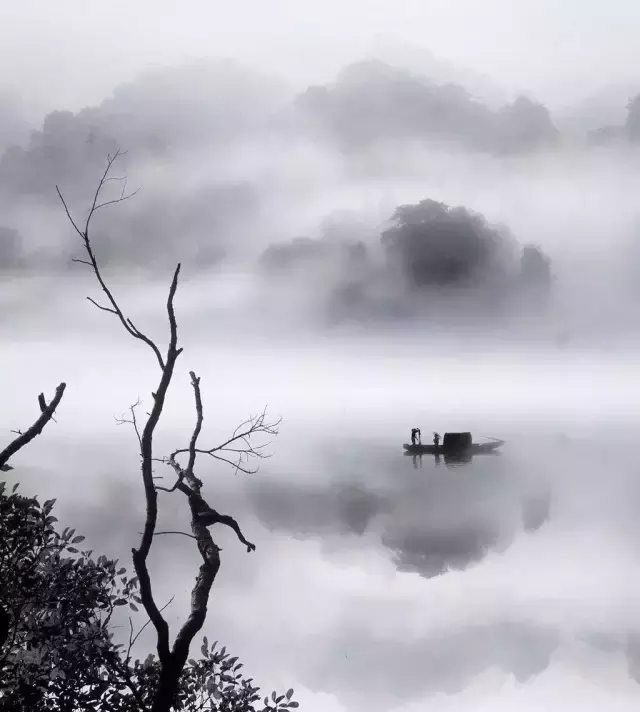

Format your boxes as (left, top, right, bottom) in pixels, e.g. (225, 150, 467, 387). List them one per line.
(53, 150, 288, 711)
(496, 96, 559, 153)
(256, 198, 553, 324)
(294, 60, 559, 155)
(0, 149, 297, 710)
(0, 381, 66, 699)
(520, 244, 552, 291)
(381, 199, 511, 289)
(0, 483, 299, 711)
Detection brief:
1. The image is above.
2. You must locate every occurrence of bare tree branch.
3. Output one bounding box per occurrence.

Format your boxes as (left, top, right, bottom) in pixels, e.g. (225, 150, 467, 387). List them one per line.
(60, 152, 279, 712)
(115, 399, 143, 449)
(59, 152, 184, 676)
(186, 371, 203, 476)
(0, 383, 66, 471)
(56, 150, 165, 371)
(168, 407, 281, 479)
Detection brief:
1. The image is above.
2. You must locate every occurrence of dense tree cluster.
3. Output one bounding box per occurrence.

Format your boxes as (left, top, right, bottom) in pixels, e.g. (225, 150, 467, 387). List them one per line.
(259, 198, 552, 323)
(294, 60, 559, 154)
(0, 57, 565, 273)
(381, 199, 510, 288)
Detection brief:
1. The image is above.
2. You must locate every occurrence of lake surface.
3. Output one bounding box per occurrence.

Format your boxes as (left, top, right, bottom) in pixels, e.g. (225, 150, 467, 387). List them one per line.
(5, 392, 640, 712)
(3, 301, 640, 711)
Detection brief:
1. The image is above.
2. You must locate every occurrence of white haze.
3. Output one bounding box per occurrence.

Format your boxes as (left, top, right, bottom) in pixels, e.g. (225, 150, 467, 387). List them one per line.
(3, 2, 640, 711)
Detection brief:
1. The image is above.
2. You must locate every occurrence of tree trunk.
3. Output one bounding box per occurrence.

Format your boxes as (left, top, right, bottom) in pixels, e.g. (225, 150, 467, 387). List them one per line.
(151, 657, 182, 712)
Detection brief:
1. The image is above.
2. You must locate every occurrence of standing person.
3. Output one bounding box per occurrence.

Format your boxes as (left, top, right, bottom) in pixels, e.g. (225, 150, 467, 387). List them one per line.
(433, 432, 440, 448)
(411, 427, 422, 445)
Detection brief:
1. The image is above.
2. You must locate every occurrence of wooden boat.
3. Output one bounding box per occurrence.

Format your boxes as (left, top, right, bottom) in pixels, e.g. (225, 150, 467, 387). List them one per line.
(403, 433, 504, 456)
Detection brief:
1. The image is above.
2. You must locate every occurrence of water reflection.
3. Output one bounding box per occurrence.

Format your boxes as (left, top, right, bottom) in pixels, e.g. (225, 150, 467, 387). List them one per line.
(408, 450, 493, 469)
(247, 441, 551, 579)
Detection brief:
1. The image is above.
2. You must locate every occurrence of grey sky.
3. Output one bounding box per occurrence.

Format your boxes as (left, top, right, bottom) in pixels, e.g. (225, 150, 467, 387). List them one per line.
(2, 0, 640, 114)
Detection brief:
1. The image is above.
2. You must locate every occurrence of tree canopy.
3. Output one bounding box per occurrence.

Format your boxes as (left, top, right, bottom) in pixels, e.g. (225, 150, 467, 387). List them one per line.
(381, 198, 511, 289)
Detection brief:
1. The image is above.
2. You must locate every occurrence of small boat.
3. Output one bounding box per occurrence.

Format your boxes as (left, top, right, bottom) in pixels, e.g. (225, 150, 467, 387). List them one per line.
(403, 432, 504, 456)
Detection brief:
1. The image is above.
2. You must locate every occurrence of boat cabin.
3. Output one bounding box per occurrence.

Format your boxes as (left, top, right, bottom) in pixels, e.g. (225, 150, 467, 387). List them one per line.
(442, 432, 472, 452)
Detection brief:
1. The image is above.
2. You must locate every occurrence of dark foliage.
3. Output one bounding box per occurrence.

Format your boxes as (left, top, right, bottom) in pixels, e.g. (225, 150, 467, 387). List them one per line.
(381, 199, 511, 289)
(0, 483, 298, 711)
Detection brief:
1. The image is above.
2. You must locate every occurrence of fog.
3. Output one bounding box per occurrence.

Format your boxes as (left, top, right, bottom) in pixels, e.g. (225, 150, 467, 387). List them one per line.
(4, 2, 640, 711)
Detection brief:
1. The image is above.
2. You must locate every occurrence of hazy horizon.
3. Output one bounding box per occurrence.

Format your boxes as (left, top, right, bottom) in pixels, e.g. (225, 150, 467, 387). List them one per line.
(4, 3, 640, 711)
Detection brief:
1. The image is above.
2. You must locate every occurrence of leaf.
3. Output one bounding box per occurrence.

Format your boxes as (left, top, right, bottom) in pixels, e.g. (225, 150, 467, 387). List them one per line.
(117, 567, 126, 575)
(272, 691, 277, 703)
(286, 689, 294, 700)
(12, 483, 19, 492)
(114, 598, 127, 606)
(203, 635, 208, 649)
(72, 535, 85, 544)
(129, 603, 139, 612)
(67, 547, 79, 554)
(288, 703, 299, 708)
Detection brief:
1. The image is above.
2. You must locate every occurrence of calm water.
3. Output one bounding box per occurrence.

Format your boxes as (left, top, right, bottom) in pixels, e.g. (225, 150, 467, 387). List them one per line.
(3, 297, 640, 710)
(6, 406, 640, 712)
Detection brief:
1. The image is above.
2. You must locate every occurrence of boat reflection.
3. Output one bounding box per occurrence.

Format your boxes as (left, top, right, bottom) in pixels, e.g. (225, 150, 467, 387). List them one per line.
(406, 449, 496, 469)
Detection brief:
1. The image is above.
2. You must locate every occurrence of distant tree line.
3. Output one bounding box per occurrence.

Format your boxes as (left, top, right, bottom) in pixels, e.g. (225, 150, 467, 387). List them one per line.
(259, 198, 552, 324)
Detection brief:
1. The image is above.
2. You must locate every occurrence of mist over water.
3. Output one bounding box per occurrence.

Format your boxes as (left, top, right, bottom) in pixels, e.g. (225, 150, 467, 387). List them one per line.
(4, 2, 640, 709)
(4, 313, 640, 710)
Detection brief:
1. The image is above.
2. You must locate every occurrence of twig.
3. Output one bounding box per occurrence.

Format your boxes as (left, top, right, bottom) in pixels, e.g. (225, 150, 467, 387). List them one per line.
(115, 399, 143, 449)
(130, 595, 176, 650)
(168, 407, 281, 481)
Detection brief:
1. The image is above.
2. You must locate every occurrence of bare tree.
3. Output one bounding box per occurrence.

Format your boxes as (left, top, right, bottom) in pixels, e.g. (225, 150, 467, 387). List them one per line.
(57, 151, 280, 712)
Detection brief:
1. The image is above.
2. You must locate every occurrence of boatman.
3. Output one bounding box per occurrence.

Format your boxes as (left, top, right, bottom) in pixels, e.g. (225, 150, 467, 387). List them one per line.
(411, 427, 422, 445)
(433, 432, 440, 448)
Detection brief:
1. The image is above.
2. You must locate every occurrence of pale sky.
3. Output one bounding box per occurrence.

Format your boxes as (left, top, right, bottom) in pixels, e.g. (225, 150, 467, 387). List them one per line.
(2, 0, 640, 115)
